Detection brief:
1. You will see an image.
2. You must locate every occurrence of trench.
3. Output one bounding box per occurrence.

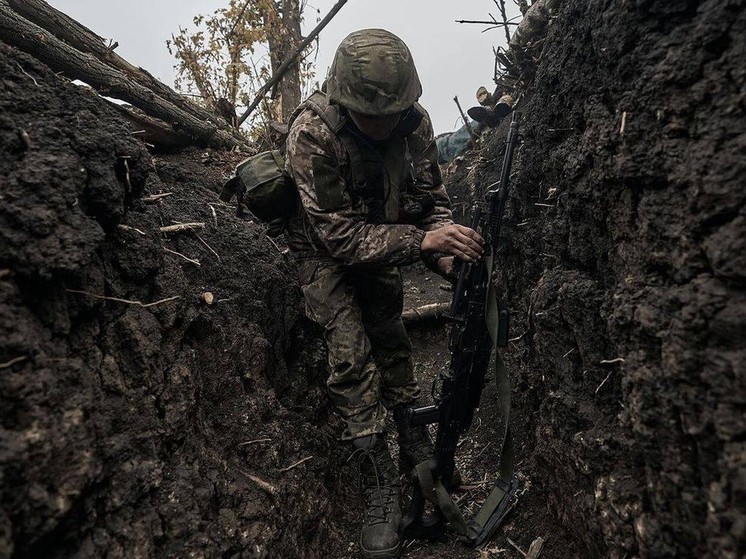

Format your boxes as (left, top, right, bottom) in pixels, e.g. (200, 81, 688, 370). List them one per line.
(1, 0, 745, 557)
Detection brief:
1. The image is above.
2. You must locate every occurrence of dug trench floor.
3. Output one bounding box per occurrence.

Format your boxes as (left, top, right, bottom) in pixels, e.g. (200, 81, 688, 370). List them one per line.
(385, 265, 578, 559)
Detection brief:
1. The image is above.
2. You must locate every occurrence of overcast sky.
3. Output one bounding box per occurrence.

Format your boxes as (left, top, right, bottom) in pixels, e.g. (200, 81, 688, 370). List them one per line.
(46, 0, 519, 133)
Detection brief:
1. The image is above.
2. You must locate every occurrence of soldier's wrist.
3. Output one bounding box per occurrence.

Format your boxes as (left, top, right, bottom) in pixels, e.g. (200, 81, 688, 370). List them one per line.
(413, 228, 427, 253)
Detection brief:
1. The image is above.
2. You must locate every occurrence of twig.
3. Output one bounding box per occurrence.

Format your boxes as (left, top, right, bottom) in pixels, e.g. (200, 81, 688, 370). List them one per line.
(620, 111, 628, 135)
(475, 441, 493, 458)
(563, 348, 576, 358)
(239, 438, 272, 447)
(142, 193, 173, 203)
(600, 357, 625, 364)
(66, 289, 180, 308)
(228, 0, 254, 38)
(0, 356, 28, 370)
(455, 19, 519, 25)
(278, 455, 313, 473)
(117, 224, 146, 236)
(509, 331, 526, 342)
(159, 222, 205, 233)
(264, 234, 282, 255)
(130, 130, 146, 135)
(507, 538, 528, 558)
(239, 469, 278, 496)
(453, 95, 478, 147)
(195, 233, 221, 262)
(595, 371, 613, 393)
(494, 0, 512, 43)
(15, 62, 39, 86)
(164, 247, 201, 267)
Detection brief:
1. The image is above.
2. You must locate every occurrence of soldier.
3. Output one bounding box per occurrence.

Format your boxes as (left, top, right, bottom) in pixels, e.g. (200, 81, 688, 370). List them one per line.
(284, 29, 484, 558)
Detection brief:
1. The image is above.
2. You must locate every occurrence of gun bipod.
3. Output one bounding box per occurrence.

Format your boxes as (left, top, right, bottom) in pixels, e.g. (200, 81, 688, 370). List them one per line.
(399, 460, 519, 548)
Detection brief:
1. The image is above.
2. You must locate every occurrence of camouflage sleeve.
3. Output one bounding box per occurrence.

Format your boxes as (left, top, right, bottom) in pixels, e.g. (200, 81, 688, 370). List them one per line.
(286, 112, 426, 267)
(408, 106, 454, 231)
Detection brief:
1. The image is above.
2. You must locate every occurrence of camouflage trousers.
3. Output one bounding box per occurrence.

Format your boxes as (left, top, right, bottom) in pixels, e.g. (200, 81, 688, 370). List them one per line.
(297, 258, 421, 440)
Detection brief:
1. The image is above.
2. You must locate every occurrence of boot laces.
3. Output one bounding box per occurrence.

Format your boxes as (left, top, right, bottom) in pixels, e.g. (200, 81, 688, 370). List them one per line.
(349, 448, 398, 526)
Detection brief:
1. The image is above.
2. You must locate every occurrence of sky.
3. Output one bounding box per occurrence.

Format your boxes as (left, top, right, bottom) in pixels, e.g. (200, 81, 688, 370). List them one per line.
(46, 0, 520, 134)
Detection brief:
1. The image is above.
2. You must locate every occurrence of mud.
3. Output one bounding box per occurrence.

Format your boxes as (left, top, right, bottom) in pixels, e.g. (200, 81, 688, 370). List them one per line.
(0, 43, 351, 559)
(449, 0, 745, 557)
(1, 0, 745, 556)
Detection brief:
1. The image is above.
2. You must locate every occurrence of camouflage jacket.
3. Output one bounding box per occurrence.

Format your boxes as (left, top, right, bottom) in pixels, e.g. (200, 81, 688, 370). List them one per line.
(285, 92, 453, 267)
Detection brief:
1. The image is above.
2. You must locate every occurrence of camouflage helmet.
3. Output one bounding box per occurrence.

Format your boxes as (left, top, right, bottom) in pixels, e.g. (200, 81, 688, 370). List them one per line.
(327, 29, 422, 116)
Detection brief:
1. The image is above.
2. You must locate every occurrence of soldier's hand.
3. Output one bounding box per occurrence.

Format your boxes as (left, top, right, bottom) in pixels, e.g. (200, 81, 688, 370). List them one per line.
(421, 225, 485, 262)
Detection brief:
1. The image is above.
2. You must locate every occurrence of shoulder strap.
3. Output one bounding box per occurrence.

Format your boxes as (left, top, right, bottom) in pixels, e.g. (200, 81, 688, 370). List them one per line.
(288, 90, 346, 133)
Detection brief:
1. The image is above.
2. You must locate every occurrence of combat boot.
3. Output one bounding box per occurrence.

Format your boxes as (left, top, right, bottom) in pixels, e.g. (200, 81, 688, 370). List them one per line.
(393, 406, 462, 489)
(351, 434, 402, 559)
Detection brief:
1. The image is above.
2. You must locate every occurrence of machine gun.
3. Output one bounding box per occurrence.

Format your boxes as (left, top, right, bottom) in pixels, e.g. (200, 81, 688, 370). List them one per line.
(400, 111, 521, 546)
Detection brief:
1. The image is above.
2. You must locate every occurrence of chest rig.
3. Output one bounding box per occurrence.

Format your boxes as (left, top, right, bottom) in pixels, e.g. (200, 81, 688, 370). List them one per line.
(293, 91, 425, 224)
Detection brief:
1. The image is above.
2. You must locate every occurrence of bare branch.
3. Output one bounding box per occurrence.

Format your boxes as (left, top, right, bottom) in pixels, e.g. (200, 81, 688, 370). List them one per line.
(453, 95, 479, 147)
(494, 0, 512, 43)
(164, 247, 201, 266)
(278, 455, 313, 472)
(0, 356, 28, 370)
(159, 222, 206, 233)
(142, 192, 173, 203)
(66, 289, 181, 308)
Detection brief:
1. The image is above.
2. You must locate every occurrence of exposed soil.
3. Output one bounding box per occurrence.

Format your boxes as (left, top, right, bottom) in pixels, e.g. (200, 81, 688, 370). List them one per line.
(1, 0, 744, 557)
(0, 43, 351, 559)
(442, 0, 746, 557)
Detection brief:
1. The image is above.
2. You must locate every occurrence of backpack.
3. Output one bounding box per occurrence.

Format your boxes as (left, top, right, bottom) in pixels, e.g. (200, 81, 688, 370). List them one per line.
(219, 149, 295, 226)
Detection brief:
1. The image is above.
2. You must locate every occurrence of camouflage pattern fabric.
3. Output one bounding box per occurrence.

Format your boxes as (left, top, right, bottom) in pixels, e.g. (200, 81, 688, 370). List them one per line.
(327, 29, 422, 116)
(298, 260, 419, 439)
(285, 93, 453, 439)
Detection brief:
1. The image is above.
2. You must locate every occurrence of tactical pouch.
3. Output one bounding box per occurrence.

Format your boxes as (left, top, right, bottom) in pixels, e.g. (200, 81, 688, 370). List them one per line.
(220, 150, 297, 222)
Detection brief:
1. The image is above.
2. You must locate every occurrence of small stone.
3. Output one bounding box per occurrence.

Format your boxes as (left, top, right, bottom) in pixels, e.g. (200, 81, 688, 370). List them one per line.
(202, 292, 214, 305)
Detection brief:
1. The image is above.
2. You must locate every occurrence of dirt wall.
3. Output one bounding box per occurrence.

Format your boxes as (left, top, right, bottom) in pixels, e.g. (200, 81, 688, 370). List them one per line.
(0, 43, 352, 559)
(466, 0, 745, 557)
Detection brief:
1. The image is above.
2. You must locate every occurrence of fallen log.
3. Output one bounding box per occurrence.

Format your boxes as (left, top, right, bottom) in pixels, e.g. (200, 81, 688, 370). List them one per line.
(0, 1, 245, 150)
(401, 302, 451, 324)
(108, 102, 195, 149)
(6, 0, 244, 143)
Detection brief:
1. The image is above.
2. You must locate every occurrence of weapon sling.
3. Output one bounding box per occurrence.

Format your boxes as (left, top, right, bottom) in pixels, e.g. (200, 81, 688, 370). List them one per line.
(401, 111, 521, 547)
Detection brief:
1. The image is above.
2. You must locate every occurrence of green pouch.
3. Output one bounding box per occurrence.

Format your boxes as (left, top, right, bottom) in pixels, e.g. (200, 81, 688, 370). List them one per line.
(220, 150, 297, 222)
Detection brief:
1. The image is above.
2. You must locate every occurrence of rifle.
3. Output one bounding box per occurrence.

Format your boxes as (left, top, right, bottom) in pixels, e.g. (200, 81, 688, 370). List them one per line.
(400, 111, 521, 546)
